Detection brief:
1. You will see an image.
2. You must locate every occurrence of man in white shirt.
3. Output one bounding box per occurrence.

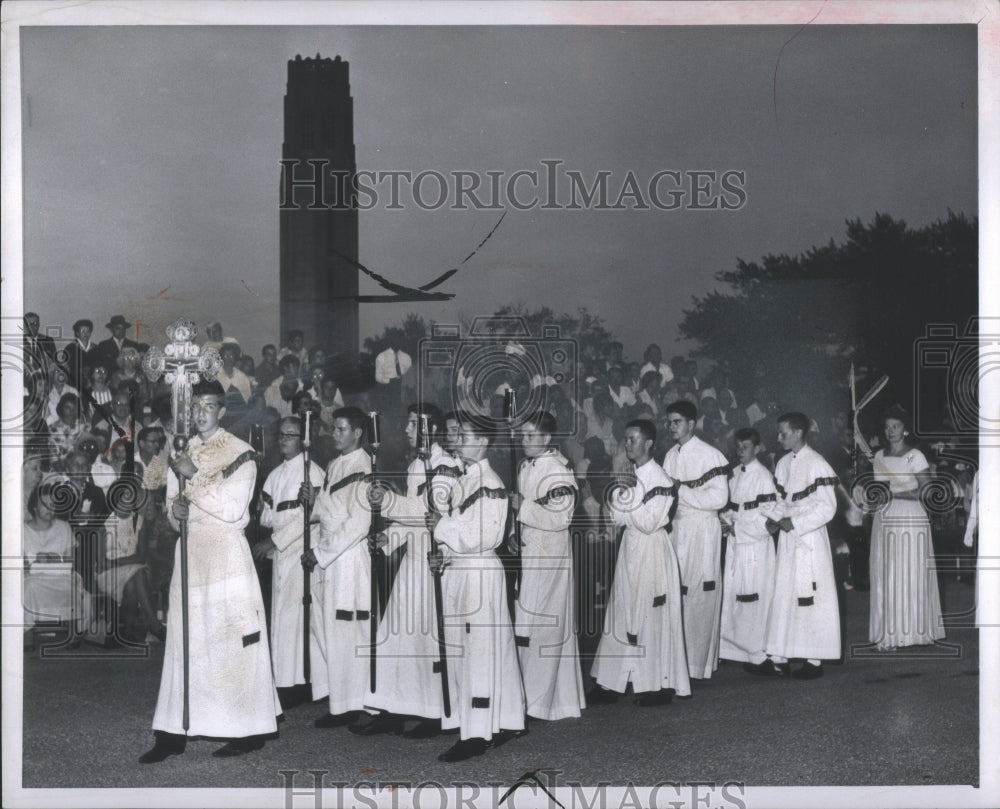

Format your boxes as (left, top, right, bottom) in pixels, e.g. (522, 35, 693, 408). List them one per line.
(639, 343, 673, 388)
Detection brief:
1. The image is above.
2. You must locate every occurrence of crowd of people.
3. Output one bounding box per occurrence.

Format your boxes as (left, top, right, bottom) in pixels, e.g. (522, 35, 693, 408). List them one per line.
(18, 311, 979, 764)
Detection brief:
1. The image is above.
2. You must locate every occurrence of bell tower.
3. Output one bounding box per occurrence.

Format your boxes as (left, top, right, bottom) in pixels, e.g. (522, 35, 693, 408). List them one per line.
(279, 53, 359, 358)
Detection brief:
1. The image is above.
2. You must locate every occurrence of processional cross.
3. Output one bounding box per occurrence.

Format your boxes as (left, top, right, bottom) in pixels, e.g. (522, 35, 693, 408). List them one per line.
(141, 319, 222, 732)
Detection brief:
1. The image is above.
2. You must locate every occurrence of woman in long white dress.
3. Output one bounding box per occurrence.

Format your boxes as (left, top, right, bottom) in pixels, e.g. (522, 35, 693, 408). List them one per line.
(868, 407, 945, 650)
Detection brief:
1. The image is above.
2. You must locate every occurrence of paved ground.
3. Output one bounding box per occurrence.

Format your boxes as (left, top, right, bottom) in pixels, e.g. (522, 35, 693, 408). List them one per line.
(17, 577, 979, 793)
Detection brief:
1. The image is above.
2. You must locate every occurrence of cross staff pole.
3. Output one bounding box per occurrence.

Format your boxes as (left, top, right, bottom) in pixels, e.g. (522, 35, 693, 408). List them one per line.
(418, 413, 451, 718)
(301, 410, 313, 685)
(142, 319, 222, 733)
(367, 411, 382, 692)
(503, 388, 522, 597)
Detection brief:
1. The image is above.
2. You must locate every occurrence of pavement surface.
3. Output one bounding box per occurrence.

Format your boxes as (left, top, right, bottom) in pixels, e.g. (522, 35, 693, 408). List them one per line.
(17, 576, 979, 791)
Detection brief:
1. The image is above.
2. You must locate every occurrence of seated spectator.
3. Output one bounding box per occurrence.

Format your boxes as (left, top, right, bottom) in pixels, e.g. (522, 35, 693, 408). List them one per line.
(236, 353, 257, 383)
(586, 392, 619, 457)
(96, 478, 166, 643)
(201, 320, 225, 353)
(265, 354, 304, 418)
(46, 364, 80, 426)
(216, 339, 252, 429)
(637, 371, 661, 416)
(83, 365, 114, 425)
(255, 344, 280, 389)
(639, 343, 673, 387)
(47, 393, 84, 471)
(22, 453, 46, 515)
(110, 346, 150, 403)
(317, 376, 346, 435)
(277, 329, 308, 367)
(607, 365, 636, 410)
(23, 480, 93, 646)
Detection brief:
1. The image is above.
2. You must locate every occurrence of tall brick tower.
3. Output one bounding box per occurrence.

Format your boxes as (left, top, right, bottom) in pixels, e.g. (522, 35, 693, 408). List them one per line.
(279, 53, 359, 359)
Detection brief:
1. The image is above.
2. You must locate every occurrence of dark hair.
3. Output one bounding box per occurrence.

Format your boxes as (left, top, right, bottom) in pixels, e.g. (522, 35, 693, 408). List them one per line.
(261, 344, 276, 354)
(443, 410, 460, 424)
(279, 354, 301, 372)
(777, 411, 810, 435)
(454, 411, 493, 443)
(57, 392, 80, 417)
(734, 427, 761, 446)
(191, 379, 226, 403)
(332, 406, 368, 433)
(665, 400, 697, 422)
(524, 410, 558, 437)
(881, 403, 912, 432)
(640, 370, 661, 390)
(626, 418, 656, 444)
(137, 426, 165, 444)
(288, 329, 304, 340)
(407, 402, 444, 434)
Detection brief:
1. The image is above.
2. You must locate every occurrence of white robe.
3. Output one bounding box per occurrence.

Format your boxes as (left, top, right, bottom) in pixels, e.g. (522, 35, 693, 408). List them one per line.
(434, 457, 525, 740)
(591, 460, 691, 696)
(764, 445, 841, 661)
(662, 435, 729, 679)
(719, 460, 779, 663)
(259, 453, 325, 688)
(366, 443, 462, 718)
(311, 447, 374, 714)
(154, 429, 280, 738)
(516, 449, 586, 720)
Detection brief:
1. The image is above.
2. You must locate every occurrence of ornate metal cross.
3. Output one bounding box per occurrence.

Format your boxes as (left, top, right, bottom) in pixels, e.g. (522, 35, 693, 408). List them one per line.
(142, 319, 222, 450)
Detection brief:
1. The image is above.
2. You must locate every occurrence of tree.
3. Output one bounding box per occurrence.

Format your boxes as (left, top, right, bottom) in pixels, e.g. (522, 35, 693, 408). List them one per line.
(679, 212, 977, 431)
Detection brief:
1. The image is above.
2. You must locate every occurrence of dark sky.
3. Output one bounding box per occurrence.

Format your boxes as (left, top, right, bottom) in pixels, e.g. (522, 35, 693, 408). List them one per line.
(18, 22, 977, 362)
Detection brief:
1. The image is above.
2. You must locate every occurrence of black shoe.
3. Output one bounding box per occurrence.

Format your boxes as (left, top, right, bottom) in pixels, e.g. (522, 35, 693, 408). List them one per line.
(212, 737, 265, 758)
(438, 737, 489, 762)
(490, 727, 528, 749)
(633, 688, 675, 707)
(278, 685, 311, 711)
(314, 710, 362, 728)
(402, 719, 442, 739)
(743, 659, 791, 678)
(348, 713, 406, 736)
(586, 686, 619, 705)
(138, 732, 186, 764)
(792, 662, 824, 680)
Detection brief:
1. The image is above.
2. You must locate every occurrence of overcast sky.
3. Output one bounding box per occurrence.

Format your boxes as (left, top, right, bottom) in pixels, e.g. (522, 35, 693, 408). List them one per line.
(18, 22, 977, 361)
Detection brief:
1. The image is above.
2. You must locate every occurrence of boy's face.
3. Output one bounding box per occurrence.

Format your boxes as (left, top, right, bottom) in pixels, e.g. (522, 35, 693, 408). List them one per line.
(736, 439, 758, 467)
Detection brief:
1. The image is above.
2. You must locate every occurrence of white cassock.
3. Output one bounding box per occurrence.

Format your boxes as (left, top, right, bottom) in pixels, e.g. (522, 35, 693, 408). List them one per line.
(366, 443, 462, 718)
(662, 435, 730, 679)
(591, 460, 691, 697)
(311, 446, 374, 715)
(719, 459, 779, 664)
(259, 453, 325, 688)
(434, 457, 525, 741)
(154, 429, 280, 738)
(516, 449, 586, 720)
(764, 445, 841, 661)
